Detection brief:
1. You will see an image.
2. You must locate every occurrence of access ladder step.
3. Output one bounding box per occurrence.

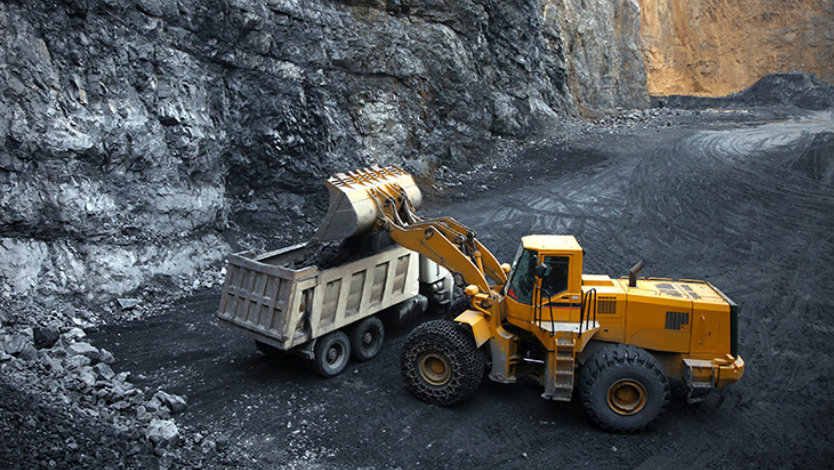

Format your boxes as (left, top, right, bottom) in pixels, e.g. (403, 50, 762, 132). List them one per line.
(543, 387, 573, 402)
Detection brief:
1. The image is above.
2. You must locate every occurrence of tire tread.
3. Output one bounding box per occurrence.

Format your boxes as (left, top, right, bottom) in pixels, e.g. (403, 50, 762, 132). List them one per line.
(400, 320, 484, 406)
(578, 343, 670, 433)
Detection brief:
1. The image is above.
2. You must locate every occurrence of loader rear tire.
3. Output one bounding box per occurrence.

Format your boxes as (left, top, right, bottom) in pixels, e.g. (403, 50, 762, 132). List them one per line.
(400, 320, 484, 406)
(350, 316, 384, 362)
(312, 331, 351, 378)
(579, 344, 669, 433)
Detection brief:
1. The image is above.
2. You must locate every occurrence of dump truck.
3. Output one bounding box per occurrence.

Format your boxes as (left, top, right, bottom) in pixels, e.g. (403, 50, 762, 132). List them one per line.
(217, 221, 454, 378)
(313, 166, 744, 432)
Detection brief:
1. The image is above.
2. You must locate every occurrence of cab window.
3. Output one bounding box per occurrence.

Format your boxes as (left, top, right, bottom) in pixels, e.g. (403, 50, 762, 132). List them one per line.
(506, 247, 537, 305)
(540, 256, 570, 297)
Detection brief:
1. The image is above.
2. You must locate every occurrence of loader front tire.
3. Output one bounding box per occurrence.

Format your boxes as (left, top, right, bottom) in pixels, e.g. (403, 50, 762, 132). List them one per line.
(400, 320, 484, 406)
(579, 344, 669, 433)
(312, 331, 351, 378)
(350, 316, 384, 362)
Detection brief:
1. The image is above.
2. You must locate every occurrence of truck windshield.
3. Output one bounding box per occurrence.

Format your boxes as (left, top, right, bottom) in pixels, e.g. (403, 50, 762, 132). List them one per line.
(506, 245, 537, 305)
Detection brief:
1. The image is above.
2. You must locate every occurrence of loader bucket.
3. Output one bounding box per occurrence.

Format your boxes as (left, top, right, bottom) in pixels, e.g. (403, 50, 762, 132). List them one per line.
(313, 166, 422, 242)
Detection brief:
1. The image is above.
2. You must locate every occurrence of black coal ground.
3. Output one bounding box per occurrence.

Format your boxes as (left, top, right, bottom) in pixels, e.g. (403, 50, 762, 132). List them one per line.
(75, 109, 834, 468)
(2, 102, 833, 468)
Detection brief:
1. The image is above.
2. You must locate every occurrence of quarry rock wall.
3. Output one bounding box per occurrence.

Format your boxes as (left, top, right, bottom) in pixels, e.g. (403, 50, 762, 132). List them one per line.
(0, 0, 646, 305)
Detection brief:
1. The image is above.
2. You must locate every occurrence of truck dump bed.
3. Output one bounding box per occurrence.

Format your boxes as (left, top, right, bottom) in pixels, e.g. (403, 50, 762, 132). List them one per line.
(217, 242, 420, 351)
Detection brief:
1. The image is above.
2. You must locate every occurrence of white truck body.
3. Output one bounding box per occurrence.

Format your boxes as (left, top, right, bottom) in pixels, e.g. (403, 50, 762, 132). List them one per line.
(217, 242, 449, 356)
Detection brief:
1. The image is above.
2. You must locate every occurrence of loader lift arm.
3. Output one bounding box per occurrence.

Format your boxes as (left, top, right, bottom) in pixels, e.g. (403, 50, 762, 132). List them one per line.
(315, 166, 507, 298)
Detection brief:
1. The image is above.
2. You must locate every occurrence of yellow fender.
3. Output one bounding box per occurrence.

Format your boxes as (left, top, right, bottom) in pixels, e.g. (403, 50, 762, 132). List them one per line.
(454, 310, 491, 348)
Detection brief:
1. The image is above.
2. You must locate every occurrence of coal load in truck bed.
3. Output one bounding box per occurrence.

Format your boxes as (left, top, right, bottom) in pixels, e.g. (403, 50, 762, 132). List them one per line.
(288, 233, 396, 270)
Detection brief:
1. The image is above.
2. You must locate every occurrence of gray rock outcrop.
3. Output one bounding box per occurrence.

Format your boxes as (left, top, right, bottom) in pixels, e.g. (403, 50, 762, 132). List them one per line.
(0, 0, 648, 309)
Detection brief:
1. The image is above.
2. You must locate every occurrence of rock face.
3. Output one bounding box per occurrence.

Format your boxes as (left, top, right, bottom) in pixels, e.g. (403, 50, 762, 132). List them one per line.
(0, 0, 647, 307)
(639, 0, 834, 96)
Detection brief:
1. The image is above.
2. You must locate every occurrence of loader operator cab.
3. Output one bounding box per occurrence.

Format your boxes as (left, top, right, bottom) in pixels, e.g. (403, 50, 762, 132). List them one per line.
(504, 235, 584, 323)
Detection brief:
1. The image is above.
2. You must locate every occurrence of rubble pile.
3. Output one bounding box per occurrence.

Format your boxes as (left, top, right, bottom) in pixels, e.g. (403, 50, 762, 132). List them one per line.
(0, 317, 242, 468)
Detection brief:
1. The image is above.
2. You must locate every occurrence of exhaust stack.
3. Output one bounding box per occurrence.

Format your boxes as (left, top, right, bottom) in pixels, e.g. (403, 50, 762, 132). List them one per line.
(628, 259, 644, 287)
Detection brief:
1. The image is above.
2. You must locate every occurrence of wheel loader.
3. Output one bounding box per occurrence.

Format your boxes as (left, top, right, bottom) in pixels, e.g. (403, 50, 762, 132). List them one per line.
(314, 166, 744, 432)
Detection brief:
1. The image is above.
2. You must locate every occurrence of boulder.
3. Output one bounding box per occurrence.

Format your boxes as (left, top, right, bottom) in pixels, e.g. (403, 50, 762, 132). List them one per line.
(77, 366, 98, 388)
(117, 298, 141, 310)
(98, 348, 115, 365)
(95, 362, 115, 380)
(18, 343, 39, 362)
(33, 326, 60, 349)
(67, 342, 100, 362)
(3, 334, 29, 355)
(152, 391, 188, 414)
(40, 354, 64, 374)
(64, 354, 91, 370)
(146, 418, 180, 452)
(60, 328, 86, 346)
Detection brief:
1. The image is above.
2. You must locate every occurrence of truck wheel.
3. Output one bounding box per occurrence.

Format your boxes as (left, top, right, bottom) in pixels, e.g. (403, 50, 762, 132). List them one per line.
(312, 331, 351, 378)
(349, 316, 384, 362)
(578, 344, 669, 433)
(400, 320, 484, 406)
(444, 287, 472, 320)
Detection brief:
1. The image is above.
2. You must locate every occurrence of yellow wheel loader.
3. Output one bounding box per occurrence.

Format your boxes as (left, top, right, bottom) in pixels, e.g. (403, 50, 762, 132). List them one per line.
(315, 166, 744, 432)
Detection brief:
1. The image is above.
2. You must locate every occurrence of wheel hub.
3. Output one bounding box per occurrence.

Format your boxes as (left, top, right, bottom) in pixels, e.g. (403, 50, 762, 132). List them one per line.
(362, 331, 374, 345)
(607, 379, 647, 415)
(417, 352, 451, 386)
(326, 344, 342, 364)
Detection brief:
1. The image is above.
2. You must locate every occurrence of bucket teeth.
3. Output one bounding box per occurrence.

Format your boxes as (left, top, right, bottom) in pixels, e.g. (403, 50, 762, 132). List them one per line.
(313, 166, 422, 242)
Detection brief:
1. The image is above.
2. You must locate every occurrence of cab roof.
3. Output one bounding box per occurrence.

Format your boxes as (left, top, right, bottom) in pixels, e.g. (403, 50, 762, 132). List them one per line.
(521, 235, 582, 252)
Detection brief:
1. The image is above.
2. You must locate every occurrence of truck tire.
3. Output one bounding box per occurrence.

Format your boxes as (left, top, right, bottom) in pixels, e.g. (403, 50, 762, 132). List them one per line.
(400, 320, 484, 406)
(312, 331, 351, 378)
(444, 287, 472, 320)
(578, 344, 669, 433)
(349, 316, 384, 362)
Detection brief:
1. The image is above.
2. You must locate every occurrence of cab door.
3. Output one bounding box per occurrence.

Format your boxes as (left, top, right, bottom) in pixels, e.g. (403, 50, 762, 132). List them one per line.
(504, 247, 539, 324)
(537, 255, 581, 323)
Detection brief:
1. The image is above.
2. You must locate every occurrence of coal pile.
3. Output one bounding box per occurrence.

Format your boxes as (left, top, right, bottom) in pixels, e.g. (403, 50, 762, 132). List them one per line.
(653, 72, 834, 110)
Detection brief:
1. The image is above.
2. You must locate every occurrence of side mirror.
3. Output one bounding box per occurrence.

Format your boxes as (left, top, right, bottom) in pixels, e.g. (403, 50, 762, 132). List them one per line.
(535, 263, 548, 279)
(501, 263, 512, 274)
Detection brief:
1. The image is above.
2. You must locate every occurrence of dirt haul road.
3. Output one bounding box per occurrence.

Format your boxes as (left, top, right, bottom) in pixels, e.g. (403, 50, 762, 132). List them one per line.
(93, 111, 834, 468)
